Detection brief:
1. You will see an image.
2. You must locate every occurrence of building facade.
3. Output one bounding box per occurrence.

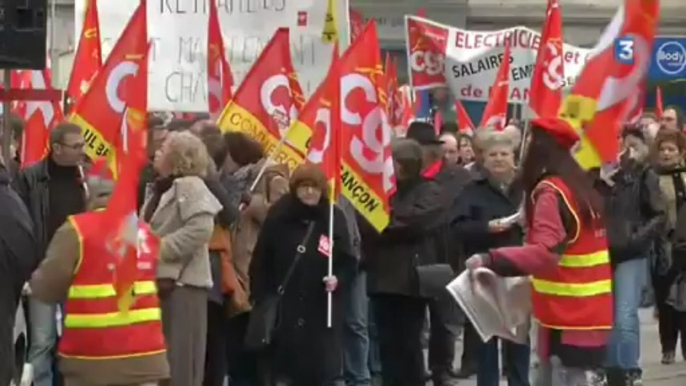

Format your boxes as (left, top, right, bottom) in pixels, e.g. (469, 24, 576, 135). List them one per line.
(48, 0, 686, 88)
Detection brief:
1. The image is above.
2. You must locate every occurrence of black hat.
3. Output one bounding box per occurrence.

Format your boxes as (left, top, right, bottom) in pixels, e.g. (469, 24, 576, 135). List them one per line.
(406, 121, 444, 145)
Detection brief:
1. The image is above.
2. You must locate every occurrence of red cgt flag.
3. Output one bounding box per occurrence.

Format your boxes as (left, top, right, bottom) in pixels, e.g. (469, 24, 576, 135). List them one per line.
(69, 1, 147, 177)
(559, 0, 660, 170)
(207, 0, 234, 117)
(480, 44, 511, 130)
(530, 0, 564, 118)
(12, 66, 64, 168)
(306, 45, 343, 199)
(216, 28, 306, 169)
(384, 56, 403, 128)
(68, 0, 102, 106)
(105, 38, 151, 312)
(349, 8, 364, 42)
(455, 100, 475, 136)
(655, 86, 663, 118)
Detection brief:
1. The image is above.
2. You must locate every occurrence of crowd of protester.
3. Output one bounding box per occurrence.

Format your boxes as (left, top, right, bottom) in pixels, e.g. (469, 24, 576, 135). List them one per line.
(0, 101, 685, 386)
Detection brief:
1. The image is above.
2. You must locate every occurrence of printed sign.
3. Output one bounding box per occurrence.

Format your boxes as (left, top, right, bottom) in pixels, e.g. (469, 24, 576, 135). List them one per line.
(74, 0, 350, 112)
(405, 16, 592, 103)
(648, 37, 686, 80)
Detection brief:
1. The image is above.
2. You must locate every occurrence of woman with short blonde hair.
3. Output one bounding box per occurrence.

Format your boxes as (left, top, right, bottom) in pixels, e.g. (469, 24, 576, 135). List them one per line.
(142, 130, 222, 386)
(451, 125, 529, 386)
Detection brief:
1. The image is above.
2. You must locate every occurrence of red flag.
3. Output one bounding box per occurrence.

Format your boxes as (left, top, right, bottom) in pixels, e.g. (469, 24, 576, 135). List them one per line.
(68, 0, 102, 105)
(306, 45, 342, 199)
(349, 8, 364, 42)
(558, 0, 660, 170)
(18, 68, 64, 168)
(655, 86, 663, 118)
(69, 1, 147, 176)
(530, 0, 564, 118)
(383, 54, 400, 127)
(417, 8, 427, 17)
(217, 28, 306, 169)
(455, 100, 476, 136)
(207, 0, 234, 117)
(106, 34, 150, 312)
(399, 85, 421, 132)
(480, 44, 510, 130)
(300, 21, 396, 231)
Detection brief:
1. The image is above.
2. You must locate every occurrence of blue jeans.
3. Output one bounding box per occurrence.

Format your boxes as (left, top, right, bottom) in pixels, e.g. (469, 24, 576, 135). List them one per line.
(28, 299, 58, 386)
(477, 338, 530, 386)
(343, 271, 371, 386)
(606, 258, 643, 369)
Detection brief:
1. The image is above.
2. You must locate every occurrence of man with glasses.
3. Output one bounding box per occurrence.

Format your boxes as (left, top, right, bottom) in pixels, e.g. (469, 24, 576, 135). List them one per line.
(13, 122, 87, 386)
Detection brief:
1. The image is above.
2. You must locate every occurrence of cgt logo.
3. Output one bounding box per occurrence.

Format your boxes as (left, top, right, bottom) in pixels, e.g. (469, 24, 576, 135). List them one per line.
(409, 51, 445, 76)
(655, 41, 686, 76)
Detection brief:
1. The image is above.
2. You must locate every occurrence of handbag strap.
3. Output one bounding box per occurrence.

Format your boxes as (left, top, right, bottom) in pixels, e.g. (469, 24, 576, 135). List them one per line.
(277, 221, 316, 295)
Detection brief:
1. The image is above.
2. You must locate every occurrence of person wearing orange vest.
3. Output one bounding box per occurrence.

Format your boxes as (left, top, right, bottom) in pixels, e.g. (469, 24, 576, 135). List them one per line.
(29, 158, 169, 386)
(464, 117, 613, 386)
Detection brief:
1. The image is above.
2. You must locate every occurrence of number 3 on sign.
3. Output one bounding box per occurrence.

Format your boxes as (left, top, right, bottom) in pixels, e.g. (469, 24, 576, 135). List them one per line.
(614, 36, 635, 65)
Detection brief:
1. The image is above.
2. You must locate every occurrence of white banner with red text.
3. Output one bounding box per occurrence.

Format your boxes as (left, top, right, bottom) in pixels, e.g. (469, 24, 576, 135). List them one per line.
(405, 16, 592, 104)
(75, 0, 350, 112)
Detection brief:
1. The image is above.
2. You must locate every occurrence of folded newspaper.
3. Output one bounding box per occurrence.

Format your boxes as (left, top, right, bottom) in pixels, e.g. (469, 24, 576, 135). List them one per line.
(446, 268, 531, 344)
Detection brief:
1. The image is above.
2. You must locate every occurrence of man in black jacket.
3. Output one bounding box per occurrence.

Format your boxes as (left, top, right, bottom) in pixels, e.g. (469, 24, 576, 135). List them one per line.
(0, 154, 39, 386)
(594, 127, 666, 385)
(406, 122, 472, 386)
(13, 122, 87, 386)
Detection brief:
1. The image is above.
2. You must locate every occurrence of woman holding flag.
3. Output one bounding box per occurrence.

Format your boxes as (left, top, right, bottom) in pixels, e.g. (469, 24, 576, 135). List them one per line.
(249, 163, 356, 385)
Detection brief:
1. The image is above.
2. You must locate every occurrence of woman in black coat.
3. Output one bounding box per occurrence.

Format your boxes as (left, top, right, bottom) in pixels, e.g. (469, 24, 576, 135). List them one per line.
(249, 163, 357, 386)
(450, 129, 529, 386)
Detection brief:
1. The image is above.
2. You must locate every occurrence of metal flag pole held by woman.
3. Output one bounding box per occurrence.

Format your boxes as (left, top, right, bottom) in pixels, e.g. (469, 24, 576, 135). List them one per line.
(247, 114, 293, 193)
(327, 185, 335, 328)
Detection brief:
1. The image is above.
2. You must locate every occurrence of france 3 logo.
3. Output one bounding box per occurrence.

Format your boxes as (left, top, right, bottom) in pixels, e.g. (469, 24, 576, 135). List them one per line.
(614, 36, 635, 65)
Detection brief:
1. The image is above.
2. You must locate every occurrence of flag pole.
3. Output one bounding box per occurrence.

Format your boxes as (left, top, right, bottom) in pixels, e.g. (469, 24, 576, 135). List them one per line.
(327, 187, 335, 328)
(247, 115, 292, 193)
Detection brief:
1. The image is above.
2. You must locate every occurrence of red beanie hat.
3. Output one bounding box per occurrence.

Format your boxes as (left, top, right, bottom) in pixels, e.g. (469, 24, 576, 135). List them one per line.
(531, 117, 580, 150)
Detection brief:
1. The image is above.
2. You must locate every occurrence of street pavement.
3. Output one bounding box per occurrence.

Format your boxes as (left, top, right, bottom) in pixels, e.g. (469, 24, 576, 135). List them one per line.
(436, 309, 686, 385)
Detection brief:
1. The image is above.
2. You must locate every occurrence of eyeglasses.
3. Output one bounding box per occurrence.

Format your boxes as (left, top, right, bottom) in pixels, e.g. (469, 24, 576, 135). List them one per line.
(58, 142, 86, 150)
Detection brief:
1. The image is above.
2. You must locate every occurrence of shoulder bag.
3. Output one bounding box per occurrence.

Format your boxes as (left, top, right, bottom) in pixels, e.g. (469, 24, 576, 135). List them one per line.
(244, 221, 316, 351)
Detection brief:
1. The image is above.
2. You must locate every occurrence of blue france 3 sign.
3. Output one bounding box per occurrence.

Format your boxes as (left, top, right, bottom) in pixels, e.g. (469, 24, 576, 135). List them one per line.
(648, 37, 686, 80)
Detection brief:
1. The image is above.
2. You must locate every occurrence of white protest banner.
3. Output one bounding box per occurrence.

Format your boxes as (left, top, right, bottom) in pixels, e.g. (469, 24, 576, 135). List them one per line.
(75, 0, 350, 112)
(405, 16, 592, 104)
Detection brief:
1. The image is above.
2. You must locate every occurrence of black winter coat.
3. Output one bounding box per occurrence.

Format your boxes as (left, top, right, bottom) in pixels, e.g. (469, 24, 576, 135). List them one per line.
(429, 162, 473, 270)
(0, 170, 38, 385)
(361, 177, 444, 297)
(249, 194, 356, 382)
(450, 174, 524, 263)
(596, 164, 666, 266)
(12, 159, 51, 256)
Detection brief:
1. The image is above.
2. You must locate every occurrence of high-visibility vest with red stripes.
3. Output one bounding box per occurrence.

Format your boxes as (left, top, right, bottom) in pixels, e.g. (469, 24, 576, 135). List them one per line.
(58, 211, 166, 359)
(530, 176, 613, 330)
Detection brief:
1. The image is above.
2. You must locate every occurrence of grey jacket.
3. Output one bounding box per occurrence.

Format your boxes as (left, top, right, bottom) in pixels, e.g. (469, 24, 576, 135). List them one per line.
(143, 176, 222, 288)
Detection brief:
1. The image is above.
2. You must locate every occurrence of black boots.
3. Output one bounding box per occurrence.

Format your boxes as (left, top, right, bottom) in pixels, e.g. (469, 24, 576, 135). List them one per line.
(605, 368, 643, 386)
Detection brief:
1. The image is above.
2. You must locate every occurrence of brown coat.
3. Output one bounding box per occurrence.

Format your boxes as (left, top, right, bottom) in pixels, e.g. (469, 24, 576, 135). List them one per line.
(227, 162, 289, 317)
(29, 220, 170, 386)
